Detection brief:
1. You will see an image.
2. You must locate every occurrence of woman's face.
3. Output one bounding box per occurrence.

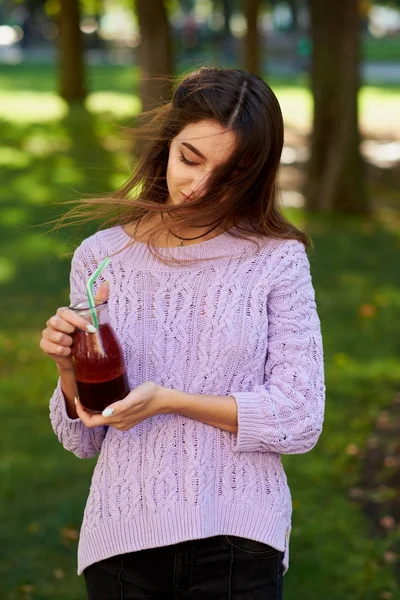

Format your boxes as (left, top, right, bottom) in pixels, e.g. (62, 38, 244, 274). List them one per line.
(166, 120, 236, 206)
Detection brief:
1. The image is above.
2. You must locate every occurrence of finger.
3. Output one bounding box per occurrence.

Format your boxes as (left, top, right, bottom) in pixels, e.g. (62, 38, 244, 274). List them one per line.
(101, 399, 122, 419)
(51, 308, 97, 333)
(75, 397, 105, 428)
(43, 329, 73, 347)
(95, 281, 109, 303)
(40, 338, 71, 357)
(46, 310, 75, 334)
(74, 398, 92, 426)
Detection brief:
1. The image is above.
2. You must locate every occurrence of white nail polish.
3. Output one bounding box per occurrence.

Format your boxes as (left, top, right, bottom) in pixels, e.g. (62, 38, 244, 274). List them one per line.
(74, 397, 78, 405)
(102, 407, 114, 418)
(87, 324, 97, 333)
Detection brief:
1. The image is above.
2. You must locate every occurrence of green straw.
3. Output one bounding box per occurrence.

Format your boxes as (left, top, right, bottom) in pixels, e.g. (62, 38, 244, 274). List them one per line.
(85, 257, 110, 330)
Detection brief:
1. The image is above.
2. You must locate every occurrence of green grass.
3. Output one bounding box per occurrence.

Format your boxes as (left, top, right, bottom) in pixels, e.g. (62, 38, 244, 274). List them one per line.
(1, 64, 400, 600)
(362, 35, 400, 62)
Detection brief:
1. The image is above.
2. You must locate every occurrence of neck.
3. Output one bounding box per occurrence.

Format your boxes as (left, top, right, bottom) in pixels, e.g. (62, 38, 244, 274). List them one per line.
(127, 213, 226, 248)
(160, 213, 222, 246)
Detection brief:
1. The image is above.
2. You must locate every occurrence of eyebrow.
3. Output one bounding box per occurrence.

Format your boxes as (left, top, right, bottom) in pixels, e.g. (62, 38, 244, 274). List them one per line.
(181, 142, 206, 161)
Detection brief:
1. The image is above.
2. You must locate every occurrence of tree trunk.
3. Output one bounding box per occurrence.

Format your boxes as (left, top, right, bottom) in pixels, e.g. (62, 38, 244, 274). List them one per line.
(221, 0, 233, 38)
(306, 0, 368, 213)
(137, 0, 173, 112)
(287, 0, 299, 32)
(58, 0, 86, 103)
(244, 0, 261, 75)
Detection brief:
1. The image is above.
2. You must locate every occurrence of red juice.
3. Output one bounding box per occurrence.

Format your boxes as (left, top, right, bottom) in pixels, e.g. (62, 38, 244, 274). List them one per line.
(72, 322, 129, 412)
(76, 373, 129, 413)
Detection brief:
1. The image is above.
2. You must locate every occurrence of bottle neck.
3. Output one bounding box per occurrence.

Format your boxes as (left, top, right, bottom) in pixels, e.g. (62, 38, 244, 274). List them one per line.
(70, 301, 109, 327)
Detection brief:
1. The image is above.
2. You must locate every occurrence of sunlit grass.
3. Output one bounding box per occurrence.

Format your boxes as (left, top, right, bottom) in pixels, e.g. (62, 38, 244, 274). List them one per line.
(0, 90, 141, 124)
(0, 147, 31, 167)
(360, 87, 400, 137)
(85, 91, 141, 118)
(0, 92, 68, 123)
(274, 85, 400, 135)
(274, 87, 312, 130)
(0, 257, 16, 284)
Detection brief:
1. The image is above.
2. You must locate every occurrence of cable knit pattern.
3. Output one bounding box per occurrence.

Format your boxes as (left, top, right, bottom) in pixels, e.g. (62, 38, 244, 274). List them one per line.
(48, 226, 325, 575)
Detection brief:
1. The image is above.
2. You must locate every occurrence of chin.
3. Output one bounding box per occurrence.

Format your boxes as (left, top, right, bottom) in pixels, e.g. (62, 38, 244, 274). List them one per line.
(172, 196, 185, 206)
(166, 192, 187, 206)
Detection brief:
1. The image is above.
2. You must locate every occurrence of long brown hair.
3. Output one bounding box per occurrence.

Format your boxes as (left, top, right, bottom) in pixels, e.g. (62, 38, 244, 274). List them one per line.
(65, 67, 308, 251)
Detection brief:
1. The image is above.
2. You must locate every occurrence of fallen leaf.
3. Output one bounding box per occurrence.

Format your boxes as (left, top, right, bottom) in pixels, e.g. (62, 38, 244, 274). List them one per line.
(376, 412, 390, 430)
(53, 568, 65, 579)
(27, 522, 40, 534)
(383, 551, 397, 564)
(379, 515, 396, 530)
(348, 487, 364, 500)
(359, 303, 377, 318)
(20, 585, 34, 593)
(61, 527, 79, 541)
(346, 443, 359, 456)
(384, 456, 399, 468)
(366, 436, 379, 449)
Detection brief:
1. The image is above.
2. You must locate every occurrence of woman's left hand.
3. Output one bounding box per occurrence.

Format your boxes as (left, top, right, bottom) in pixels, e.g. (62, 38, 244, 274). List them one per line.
(75, 381, 166, 430)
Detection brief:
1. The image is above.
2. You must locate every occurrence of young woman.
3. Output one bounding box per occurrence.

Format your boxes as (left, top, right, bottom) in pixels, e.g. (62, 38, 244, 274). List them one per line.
(40, 67, 325, 599)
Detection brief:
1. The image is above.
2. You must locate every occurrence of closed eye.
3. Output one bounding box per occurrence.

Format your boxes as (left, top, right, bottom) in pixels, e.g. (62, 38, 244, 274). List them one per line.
(179, 152, 199, 167)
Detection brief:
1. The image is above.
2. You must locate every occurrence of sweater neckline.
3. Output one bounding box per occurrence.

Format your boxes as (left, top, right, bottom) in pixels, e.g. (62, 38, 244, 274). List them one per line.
(100, 225, 253, 267)
(119, 224, 236, 251)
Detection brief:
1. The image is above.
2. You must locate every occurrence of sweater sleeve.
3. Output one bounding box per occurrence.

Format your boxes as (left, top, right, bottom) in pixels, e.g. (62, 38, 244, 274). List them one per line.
(230, 241, 325, 455)
(49, 242, 108, 459)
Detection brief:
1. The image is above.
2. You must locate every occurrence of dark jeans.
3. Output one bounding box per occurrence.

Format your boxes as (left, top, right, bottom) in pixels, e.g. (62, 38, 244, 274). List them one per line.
(84, 535, 284, 600)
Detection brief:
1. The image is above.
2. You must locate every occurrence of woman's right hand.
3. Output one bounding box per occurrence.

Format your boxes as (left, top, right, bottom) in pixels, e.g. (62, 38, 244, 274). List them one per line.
(40, 307, 93, 370)
(40, 283, 109, 371)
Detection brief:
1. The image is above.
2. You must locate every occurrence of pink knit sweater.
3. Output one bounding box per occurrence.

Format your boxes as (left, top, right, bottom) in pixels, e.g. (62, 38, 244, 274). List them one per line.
(49, 226, 325, 575)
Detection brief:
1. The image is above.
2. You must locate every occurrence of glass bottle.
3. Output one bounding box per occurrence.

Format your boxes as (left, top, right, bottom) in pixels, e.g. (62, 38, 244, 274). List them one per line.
(70, 301, 129, 412)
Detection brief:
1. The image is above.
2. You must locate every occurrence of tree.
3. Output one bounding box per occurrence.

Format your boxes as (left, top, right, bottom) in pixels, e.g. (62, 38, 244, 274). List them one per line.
(286, 0, 299, 32)
(136, 0, 173, 112)
(306, 0, 368, 213)
(244, 0, 261, 75)
(58, 0, 86, 103)
(221, 0, 233, 37)
(221, 0, 235, 59)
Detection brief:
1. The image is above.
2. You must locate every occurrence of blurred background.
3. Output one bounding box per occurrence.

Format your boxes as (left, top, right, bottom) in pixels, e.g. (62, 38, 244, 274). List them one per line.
(0, 1, 400, 599)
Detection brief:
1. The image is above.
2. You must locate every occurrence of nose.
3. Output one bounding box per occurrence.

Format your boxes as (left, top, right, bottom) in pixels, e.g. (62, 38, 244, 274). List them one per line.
(188, 172, 208, 197)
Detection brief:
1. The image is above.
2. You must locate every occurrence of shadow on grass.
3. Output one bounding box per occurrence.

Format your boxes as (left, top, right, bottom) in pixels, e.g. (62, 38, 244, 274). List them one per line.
(309, 214, 400, 363)
(0, 63, 140, 94)
(0, 105, 127, 329)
